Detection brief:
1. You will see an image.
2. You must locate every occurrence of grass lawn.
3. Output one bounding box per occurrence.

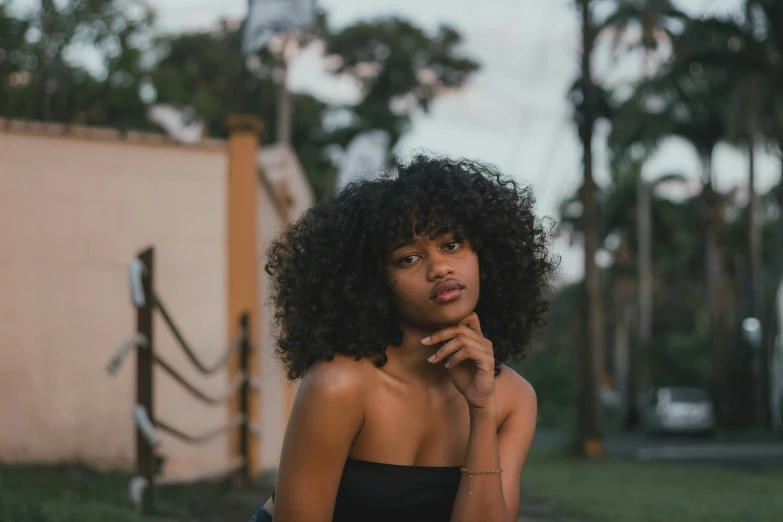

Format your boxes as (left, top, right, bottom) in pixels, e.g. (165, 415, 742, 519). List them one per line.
(0, 463, 272, 522)
(521, 446, 783, 522)
(4, 451, 783, 522)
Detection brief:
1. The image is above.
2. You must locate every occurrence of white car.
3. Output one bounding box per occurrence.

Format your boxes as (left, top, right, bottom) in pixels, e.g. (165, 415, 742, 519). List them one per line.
(642, 387, 716, 437)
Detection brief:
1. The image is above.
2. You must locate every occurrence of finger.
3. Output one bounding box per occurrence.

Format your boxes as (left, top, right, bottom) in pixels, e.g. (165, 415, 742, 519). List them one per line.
(422, 324, 486, 347)
(459, 313, 483, 337)
(427, 336, 466, 364)
(445, 346, 494, 370)
(429, 335, 490, 364)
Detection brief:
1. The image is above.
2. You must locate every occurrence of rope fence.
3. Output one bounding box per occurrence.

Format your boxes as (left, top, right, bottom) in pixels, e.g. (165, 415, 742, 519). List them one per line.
(106, 246, 257, 515)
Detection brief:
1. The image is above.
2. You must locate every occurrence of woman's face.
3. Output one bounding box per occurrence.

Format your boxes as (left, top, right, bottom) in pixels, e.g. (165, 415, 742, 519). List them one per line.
(386, 232, 480, 329)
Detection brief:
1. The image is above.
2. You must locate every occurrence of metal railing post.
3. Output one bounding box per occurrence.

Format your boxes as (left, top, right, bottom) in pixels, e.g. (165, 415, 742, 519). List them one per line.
(136, 247, 156, 514)
(112, 248, 259, 505)
(237, 312, 252, 488)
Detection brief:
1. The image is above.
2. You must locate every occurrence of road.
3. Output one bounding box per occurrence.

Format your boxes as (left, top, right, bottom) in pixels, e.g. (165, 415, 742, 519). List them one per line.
(533, 429, 783, 471)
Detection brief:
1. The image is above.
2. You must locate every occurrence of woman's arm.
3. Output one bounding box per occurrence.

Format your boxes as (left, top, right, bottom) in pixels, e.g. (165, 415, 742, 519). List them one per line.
(450, 370, 537, 522)
(424, 313, 538, 522)
(272, 358, 366, 522)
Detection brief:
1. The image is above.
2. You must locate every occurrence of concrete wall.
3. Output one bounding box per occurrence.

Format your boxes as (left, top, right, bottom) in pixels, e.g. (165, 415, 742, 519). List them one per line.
(0, 121, 313, 478)
(256, 143, 311, 470)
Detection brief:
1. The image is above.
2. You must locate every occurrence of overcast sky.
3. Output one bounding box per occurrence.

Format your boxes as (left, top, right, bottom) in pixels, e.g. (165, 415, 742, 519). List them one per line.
(15, 0, 782, 281)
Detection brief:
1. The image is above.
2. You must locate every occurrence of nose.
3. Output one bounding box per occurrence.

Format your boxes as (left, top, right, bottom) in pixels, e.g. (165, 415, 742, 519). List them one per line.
(426, 250, 454, 281)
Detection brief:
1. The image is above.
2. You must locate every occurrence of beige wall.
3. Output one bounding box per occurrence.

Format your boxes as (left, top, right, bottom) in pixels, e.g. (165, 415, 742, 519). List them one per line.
(256, 143, 311, 469)
(257, 183, 287, 471)
(0, 122, 313, 478)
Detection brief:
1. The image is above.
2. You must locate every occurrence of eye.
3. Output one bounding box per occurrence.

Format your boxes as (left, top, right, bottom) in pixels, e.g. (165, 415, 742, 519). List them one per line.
(399, 254, 420, 265)
(444, 241, 462, 252)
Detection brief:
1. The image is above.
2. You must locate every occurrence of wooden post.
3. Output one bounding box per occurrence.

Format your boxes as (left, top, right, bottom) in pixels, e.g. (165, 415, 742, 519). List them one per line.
(237, 312, 252, 487)
(225, 114, 263, 478)
(136, 247, 155, 513)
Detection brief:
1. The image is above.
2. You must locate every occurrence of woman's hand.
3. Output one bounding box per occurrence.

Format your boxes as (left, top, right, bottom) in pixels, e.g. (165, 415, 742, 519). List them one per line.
(423, 313, 496, 410)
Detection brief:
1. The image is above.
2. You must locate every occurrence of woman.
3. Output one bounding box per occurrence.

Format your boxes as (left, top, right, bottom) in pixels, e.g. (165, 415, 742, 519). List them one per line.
(249, 155, 557, 522)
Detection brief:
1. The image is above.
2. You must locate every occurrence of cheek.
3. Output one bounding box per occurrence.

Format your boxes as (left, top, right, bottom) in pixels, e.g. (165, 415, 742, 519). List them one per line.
(466, 253, 480, 281)
(387, 274, 421, 308)
(386, 272, 405, 299)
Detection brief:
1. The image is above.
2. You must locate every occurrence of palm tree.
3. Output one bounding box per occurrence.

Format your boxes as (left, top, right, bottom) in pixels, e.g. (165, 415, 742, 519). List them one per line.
(559, 160, 691, 427)
(610, 65, 733, 416)
(600, 1, 690, 427)
(671, 1, 783, 426)
(601, 0, 688, 75)
(571, 0, 613, 458)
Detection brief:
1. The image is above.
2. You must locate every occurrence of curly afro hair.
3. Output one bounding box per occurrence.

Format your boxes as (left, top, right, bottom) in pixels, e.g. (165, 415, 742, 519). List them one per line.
(265, 154, 559, 380)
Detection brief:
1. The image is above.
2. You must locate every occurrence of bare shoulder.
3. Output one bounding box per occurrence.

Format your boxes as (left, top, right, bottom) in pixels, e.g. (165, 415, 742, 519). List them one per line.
(495, 365, 537, 425)
(275, 356, 371, 520)
(283, 354, 370, 455)
(298, 354, 371, 401)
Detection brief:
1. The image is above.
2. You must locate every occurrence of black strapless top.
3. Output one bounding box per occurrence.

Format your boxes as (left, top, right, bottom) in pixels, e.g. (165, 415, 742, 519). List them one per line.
(267, 457, 462, 522)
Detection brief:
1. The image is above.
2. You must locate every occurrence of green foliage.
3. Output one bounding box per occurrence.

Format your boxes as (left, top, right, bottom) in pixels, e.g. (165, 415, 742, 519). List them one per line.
(0, 0, 156, 128)
(600, 0, 688, 56)
(0, 4, 480, 200)
(609, 65, 731, 166)
(516, 345, 575, 430)
(648, 330, 711, 387)
(552, 164, 783, 417)
(552, 0, 783, 429)
(324, 18, 479, 146)
(513, 283, 582, 429)
(149, 22, 340, 199)
(671, 4, 783, 150)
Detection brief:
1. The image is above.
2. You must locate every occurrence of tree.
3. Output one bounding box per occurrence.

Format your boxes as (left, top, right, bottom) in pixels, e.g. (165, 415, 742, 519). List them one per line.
(0, 5, 480, 200)
(571, 0, 611, 458)
(610, 61, 744, 419)
(0, 0, 155, 129)
(151, 15, 479, 200)
(601, 0, 687, 75)
(323, 18, 479, 147)
(673, 1, 783, 154)
(669, 1, 783, 426)
(0, 1, 31, 108)
(559, 162, 702, 422)
(150, 21, 341, 199)
(599, 0, 689, 428)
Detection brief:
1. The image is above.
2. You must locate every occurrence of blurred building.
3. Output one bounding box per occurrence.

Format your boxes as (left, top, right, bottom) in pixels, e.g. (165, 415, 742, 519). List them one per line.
(0, 118, 313, 478)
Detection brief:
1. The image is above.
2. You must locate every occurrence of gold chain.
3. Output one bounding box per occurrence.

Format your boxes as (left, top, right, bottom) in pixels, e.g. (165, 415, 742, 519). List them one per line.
(459, 467, 503, 495)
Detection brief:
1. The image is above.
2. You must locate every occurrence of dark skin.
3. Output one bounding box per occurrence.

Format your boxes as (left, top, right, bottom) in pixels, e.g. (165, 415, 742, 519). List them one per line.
(266, 234, 537, 522)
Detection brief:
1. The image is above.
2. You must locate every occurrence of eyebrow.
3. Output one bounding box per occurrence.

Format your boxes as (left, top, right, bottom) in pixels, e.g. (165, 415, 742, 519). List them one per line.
(388, 231, 460, 254)
(389, 240, 414, 253)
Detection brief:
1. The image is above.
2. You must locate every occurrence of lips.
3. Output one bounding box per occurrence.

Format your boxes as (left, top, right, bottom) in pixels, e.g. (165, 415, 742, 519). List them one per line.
(430, 280, 465, 300)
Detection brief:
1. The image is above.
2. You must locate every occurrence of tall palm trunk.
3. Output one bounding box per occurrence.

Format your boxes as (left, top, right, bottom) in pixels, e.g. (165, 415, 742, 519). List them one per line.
(576, 0, 604, 458)
(614, 242, 634, 428)
(749, 135, 761, 321)
(628, 50, 656, 429)
(635, 170, 652, 420)
(748, 134, 768, 428)
(702, 151, 726, 419)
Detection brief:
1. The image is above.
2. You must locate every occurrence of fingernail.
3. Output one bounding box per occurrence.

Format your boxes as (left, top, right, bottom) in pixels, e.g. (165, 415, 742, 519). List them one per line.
(428, 355, 437, 363)
(445, 361, 451, 368)
(421, 336, 431, 344)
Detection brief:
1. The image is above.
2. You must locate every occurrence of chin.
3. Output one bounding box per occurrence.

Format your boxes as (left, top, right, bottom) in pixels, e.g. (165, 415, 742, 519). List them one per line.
(430, 304, 476, 327)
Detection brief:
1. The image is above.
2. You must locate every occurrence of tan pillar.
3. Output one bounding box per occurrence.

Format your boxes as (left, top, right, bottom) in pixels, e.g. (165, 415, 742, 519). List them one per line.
(225, 114, 263, 476)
